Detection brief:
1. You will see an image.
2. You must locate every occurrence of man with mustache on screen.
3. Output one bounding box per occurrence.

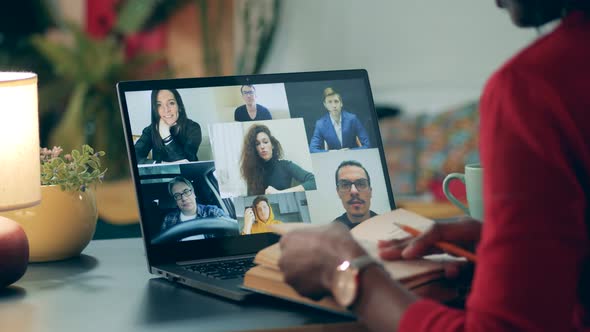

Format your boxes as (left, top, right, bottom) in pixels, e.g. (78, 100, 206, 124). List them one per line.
(332, 160, 376, 229)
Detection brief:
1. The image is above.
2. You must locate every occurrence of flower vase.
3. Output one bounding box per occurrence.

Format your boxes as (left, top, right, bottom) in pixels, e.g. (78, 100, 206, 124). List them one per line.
(0, 185, 97, 262)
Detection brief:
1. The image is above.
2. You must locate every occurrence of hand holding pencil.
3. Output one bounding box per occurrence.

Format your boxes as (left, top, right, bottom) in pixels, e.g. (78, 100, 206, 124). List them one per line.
(378, 218, 482, 273)
(392, 222, 478, 263)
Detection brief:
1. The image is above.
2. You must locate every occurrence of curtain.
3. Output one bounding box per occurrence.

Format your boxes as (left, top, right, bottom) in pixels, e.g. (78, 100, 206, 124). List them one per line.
(209, 123, 246, 197)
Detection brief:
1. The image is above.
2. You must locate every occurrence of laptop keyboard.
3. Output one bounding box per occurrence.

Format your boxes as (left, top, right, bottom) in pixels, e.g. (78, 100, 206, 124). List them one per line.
(181, 257, 256, 280)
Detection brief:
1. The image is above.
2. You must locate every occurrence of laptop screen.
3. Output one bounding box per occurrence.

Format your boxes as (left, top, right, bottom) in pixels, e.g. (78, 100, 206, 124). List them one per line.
(117, 70, 395, 264)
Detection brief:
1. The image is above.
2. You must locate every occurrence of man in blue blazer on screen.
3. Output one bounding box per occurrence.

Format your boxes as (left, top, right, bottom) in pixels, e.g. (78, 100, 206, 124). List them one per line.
(309, 87, 371, 153)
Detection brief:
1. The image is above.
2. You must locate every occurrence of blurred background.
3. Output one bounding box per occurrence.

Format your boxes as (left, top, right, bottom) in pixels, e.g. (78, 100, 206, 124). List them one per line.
(0, 0, 537, 236)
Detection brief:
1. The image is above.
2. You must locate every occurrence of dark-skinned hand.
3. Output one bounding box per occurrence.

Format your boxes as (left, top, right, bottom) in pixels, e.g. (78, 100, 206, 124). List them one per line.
(278, 222, 366, 300)
(378, 217, 482, 278)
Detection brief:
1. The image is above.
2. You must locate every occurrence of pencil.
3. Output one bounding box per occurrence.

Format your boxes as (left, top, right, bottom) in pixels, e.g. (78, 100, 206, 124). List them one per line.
(393, 222, 478, 263)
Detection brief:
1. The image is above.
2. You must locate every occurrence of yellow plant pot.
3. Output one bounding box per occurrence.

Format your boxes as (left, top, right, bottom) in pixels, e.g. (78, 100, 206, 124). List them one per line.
(0, 185, 97, 262)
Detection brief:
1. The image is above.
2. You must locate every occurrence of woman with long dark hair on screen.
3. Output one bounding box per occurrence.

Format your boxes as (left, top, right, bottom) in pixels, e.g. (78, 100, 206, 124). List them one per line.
(240, 124, 316, 196)
(134, 88, 202, 164)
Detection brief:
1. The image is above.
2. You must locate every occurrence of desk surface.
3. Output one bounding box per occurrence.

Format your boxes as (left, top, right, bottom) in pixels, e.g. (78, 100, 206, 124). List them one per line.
(0, 238, 361, 332)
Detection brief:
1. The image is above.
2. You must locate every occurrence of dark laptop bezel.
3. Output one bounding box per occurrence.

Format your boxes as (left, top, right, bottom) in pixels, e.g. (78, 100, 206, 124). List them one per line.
(116, 69, 396, 267)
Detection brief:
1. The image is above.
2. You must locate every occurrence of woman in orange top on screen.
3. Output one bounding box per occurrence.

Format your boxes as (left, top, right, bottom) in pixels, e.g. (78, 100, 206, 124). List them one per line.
(241, 196, 282, 235)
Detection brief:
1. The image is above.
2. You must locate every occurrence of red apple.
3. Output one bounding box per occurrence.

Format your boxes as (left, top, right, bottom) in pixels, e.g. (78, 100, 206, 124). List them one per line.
(0, 216, 29, 287)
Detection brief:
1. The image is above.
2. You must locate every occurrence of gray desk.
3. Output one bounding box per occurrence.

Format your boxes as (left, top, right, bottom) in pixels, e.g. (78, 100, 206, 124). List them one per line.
(0, 238, 360, 332)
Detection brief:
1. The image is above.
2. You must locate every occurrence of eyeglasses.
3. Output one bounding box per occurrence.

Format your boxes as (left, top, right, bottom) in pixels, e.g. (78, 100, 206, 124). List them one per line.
(337, 179, 370, 192)
(173, 188, 193, 200)
(242, 90, 255, 96)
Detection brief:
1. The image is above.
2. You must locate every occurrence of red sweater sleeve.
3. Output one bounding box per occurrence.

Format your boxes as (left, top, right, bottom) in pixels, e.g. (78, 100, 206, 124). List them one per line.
(399, 66, 589, 331)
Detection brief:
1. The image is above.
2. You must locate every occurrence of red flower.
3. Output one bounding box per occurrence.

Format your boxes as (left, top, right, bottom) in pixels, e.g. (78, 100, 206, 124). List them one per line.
(86, 0, 119, 39)
(85, 0, 166, 59)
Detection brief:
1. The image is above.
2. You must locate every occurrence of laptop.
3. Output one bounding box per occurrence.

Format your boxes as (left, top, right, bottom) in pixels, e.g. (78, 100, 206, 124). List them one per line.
(116, 69, 396, 301)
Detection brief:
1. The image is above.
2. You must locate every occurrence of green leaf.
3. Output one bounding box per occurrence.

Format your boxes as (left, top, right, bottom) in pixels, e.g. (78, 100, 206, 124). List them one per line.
(87, 160, 99, 169)
(30, 34, 77, 78)
(115, 0, 160, 34)
(85, 37, 123, 84)
(71, 148, 81, 160)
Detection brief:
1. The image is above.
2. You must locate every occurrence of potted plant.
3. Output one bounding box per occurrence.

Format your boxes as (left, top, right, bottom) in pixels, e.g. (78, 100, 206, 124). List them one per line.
(0, 145, 107, 262)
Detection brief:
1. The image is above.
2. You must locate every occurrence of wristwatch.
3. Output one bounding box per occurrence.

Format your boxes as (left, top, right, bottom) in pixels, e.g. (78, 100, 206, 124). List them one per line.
(331, 255, 380, 308)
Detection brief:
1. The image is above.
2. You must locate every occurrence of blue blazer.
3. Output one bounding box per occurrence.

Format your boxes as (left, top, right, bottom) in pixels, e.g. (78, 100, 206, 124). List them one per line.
(309, 111, 371, 153)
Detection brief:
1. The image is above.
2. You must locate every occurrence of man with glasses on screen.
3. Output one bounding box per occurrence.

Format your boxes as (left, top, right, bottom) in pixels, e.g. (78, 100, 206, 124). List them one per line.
(332, 160, 376, 229)
(160, 176, 228, 238)
(234, 85, 272, 122)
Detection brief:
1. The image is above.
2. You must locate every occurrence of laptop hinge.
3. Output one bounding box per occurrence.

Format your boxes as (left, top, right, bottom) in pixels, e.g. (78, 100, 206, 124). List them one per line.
(176, 253, 255, 265)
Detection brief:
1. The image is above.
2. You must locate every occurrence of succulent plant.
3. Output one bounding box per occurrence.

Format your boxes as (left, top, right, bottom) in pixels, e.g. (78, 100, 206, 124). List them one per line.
(40, 145, 107, 192)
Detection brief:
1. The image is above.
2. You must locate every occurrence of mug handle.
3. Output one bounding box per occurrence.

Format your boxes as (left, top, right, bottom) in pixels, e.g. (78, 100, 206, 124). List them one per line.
(442, 173, 470, 216)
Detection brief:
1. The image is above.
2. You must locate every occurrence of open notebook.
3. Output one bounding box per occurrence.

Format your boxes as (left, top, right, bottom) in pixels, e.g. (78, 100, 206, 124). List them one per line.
(243, 209, 462, 315)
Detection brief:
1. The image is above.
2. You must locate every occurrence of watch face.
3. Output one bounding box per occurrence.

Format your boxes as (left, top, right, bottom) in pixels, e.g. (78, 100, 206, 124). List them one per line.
(332, 261, 357, 307)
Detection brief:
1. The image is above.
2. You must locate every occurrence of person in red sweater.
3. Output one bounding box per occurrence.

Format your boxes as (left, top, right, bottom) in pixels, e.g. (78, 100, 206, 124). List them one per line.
(277, 1, 590, 331)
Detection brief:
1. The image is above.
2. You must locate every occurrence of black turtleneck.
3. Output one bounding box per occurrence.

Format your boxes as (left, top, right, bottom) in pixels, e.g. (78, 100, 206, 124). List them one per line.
(250, 159, 316, 195)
